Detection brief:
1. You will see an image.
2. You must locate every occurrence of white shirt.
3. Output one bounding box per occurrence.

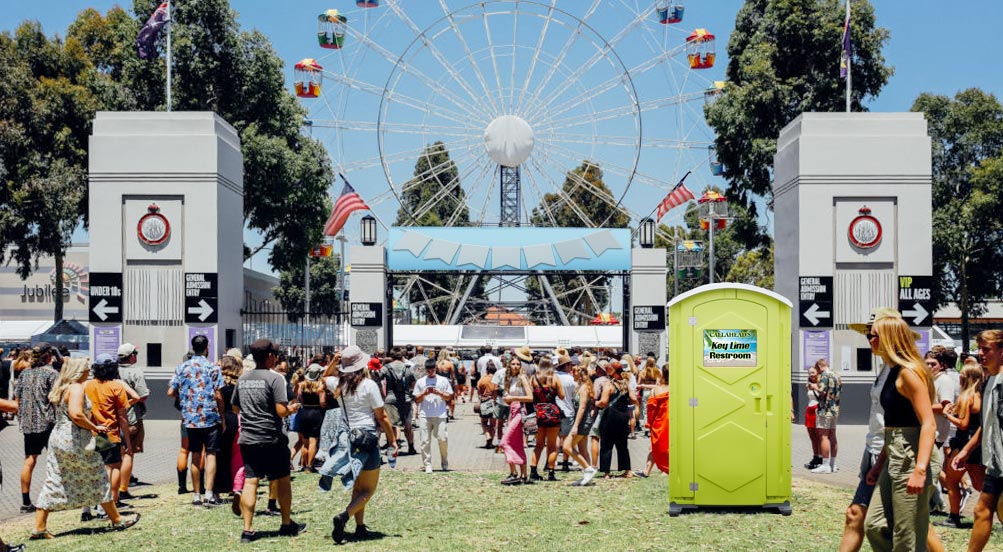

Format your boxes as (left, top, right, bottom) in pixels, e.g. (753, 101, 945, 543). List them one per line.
(555, 370, 577, 417)
(866, 365, 889, 455)
(476, 354, 502, 374)
(338, 378, 384, 429)
(933, 371, 956, 443)
(413, 374, 453, 418)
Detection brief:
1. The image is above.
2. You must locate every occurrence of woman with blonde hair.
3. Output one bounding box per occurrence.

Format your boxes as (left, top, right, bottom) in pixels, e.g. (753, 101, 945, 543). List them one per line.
(500, 357, 533, 485)
(564, 365, 597, 486)
(938, 362, 984, 528)
(295, 364, 328, 472)
(32, 357, 139, 539)
(863, 316, 937, 551)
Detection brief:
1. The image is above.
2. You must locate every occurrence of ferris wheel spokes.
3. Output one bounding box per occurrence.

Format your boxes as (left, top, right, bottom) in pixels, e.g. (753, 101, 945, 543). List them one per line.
(324, 71, 475, 128)
(408, 154, 493, 223)
(536, 91, 703, 132)
(514, 0, 557, 112)
(436, 0, 504, 115)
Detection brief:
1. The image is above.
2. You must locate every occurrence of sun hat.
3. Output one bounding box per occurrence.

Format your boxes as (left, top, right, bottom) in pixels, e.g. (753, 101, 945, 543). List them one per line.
(848, 307, 921, 340)
(340, 345, 370, 373)
(514, 346, 533, 363)
(305, 363, 324, 381)
(117, 343, 138, 359)
(224, 348, 244, 363)
(552, 346, 570, 358)
(556, 353, 573, 368)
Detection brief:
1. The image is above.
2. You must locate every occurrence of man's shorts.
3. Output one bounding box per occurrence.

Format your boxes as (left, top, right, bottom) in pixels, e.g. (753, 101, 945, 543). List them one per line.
(982, 473, 1003, 498)
(385, 401, 411, 427)
(816, 413, 838, 430)
(241, 440, 292, 481)
(100, 443, 123, 466)
(23, 428, 52, 456)
(128, 421, 145, 453)
(851, 450, 880, 506)
(187, 424, 222, 454)
(559, 415, 574, 437)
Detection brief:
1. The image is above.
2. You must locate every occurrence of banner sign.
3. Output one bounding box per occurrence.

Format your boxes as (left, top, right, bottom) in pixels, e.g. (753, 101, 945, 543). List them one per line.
(703, 329, 757, 367)
(632, 305, 666, 331)
(387, 227, 631, 272)
(350, 302, 383, 327)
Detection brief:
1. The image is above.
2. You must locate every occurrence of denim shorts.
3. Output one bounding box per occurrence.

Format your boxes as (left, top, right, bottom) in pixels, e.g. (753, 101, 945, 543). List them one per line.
(352, 431, 383, 471)
(851, 450, 879, 506)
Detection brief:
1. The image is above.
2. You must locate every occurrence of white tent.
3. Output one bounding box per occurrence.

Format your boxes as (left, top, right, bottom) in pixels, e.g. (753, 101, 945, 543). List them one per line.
(0, 320, 54, 344)
(392, 324, 624, 351)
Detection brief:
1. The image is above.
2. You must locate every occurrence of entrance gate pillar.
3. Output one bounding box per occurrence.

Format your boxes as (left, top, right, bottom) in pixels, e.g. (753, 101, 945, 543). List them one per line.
(630, 248, 668, 363)
(348, 245, 388, 353)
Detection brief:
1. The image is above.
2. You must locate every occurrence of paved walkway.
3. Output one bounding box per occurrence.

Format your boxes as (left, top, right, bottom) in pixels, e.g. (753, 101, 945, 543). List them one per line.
(0, 401, 871, 521)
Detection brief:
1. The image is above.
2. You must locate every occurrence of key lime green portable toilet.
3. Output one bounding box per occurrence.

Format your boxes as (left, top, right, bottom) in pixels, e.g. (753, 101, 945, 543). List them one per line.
(668, 283, 792, 516)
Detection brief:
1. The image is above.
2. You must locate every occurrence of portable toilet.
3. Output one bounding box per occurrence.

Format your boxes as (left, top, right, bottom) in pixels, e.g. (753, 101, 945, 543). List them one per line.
(668, 283, 792, 516)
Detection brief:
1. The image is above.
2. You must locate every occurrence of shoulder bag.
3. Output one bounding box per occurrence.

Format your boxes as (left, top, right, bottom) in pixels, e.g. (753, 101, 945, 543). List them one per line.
(340, 387, 379, 452)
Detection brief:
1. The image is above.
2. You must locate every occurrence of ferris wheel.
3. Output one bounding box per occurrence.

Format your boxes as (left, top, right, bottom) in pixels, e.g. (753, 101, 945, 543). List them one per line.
(294, 0, 723, 324)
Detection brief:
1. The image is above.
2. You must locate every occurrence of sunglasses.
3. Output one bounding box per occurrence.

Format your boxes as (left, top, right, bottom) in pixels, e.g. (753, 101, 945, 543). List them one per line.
(865, 332, 878, 341)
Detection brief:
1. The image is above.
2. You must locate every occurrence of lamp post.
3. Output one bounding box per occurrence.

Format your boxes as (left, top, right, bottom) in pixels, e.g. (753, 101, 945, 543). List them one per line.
(360, 215, 377, 246)
(698, 191, 728, 284)
(639, 218, 655, 249)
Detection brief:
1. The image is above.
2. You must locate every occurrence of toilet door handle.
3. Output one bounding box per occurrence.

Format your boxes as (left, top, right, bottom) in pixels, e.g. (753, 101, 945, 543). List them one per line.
(754, 398, 761, 413)
(766, 395, 773, 411)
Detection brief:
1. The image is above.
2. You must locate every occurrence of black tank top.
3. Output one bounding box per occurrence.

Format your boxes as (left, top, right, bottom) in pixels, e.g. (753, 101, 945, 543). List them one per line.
(880, 366, 920, 427)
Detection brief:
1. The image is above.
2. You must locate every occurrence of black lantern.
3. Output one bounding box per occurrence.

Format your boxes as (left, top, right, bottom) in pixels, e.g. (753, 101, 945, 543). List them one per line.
(360, 215, 377, 246)
(639, 218, 655, 249)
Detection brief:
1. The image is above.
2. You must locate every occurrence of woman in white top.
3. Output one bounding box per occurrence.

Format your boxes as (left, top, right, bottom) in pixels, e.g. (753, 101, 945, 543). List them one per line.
(330, 346, 397, 544)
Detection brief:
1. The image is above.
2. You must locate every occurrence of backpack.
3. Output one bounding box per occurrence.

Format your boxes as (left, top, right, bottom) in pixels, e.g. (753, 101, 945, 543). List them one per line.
(533, 376, 562, 427)
(384, 363, 413, 402)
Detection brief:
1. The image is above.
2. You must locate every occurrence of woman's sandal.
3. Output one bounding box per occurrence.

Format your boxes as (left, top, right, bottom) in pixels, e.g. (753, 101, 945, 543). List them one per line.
(29, 530, 54, 540)
(110, 513, 141, 531)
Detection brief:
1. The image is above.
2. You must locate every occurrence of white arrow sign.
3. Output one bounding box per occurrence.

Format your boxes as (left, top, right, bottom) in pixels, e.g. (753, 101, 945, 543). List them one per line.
(92, 298, 119, 321)
(902, 303, 929, 325)
(803, 303, 831, 326)
(187, 299, 214, 322)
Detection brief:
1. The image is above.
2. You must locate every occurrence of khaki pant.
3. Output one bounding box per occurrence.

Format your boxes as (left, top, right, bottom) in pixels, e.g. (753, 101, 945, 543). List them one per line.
(864, 427, 940, 552)
(419, 416, 448, 469)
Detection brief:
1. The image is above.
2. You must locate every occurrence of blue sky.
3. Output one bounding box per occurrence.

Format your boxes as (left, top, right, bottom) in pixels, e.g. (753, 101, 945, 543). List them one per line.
(3, 1, 1002, 275)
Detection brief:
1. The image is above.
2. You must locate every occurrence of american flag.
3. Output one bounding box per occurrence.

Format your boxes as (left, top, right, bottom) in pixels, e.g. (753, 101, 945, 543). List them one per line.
(655, 179, 695, 221)
(323, 180, 370, 236)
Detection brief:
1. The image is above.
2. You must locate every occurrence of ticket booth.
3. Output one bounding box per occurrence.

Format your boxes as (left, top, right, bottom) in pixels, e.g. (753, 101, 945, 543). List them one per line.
(668, 283, 792, 515)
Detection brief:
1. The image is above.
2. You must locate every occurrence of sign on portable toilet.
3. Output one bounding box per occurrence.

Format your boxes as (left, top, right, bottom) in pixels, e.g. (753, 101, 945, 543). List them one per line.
(668, 283, 792, 516)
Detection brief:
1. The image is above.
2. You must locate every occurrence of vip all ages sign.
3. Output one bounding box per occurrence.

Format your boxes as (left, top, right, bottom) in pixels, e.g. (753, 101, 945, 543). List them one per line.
(703, 329, 758, 367)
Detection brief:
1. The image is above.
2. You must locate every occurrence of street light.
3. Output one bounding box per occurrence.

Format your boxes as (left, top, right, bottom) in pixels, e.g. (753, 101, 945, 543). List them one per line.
(698, 191, 729, 284)
(639, 218, 655, 249)
(360, 215, 377, 246)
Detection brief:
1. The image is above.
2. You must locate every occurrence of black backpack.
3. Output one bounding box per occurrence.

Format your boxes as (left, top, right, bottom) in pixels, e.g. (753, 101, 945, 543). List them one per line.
(385, 363, 414, 402)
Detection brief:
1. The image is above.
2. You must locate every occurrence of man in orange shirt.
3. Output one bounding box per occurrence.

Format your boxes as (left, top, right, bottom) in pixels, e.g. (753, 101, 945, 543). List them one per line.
(84, 354, 132, 517)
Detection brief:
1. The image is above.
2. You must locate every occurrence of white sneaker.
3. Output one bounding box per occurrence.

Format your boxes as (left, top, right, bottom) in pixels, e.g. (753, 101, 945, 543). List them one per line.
(960, 487, 973, 511)
(810, 464, 832, 474)
(425, 465, 433, 474)
(580, 466, 597, 486)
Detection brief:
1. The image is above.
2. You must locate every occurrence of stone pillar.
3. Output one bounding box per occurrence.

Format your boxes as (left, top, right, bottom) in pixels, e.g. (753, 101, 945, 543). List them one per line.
(773, 113, 932, 424)
(348, 245, 388, 354)
(88, 112, 244, 383)
(630, 248, 668, 364)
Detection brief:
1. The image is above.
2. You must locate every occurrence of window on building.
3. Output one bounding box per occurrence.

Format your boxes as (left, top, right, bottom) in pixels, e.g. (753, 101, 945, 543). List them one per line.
(147, 343, 162, 367)
(856, 348, 873, 372)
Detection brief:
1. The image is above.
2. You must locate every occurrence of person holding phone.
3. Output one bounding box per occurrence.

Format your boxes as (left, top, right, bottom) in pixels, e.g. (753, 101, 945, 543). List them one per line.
(413, 359, 454, 474)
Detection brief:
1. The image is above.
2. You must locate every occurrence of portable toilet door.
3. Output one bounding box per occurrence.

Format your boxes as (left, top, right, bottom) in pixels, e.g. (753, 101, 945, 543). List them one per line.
(668, 283, 792, 515)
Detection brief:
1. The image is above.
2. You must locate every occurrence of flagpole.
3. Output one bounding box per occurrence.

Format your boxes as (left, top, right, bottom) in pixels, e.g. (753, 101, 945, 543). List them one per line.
(166, 0, 172, 112)
(845, 0, 851, 113)
(337, 173, 390, 234)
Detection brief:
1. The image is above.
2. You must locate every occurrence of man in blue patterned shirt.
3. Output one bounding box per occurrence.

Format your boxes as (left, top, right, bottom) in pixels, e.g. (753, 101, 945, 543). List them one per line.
(168, 335, 224, 507)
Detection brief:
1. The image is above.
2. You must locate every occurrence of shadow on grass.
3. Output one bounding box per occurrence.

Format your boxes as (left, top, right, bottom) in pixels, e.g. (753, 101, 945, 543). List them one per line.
(341, 529, 400, 544)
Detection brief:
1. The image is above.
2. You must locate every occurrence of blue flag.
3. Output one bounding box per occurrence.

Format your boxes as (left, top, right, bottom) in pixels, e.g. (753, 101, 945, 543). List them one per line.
(839, 13, 852, 79)
(136, 3, 169, 60)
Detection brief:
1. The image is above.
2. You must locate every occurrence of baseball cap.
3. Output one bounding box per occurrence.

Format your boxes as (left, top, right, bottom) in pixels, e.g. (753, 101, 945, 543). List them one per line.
(340, 345, 370, 373)
(94, 353, 117, 367)
(117, 343, 138, 359)
(305, 363, 324, 381)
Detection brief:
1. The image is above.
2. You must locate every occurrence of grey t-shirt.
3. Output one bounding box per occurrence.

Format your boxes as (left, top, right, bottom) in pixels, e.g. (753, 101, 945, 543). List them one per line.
(119, 365, 150, 425)
(233, 369, 288, 446)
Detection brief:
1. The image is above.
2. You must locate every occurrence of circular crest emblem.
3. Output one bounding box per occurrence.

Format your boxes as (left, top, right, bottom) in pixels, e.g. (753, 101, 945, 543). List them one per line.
(137, 203, 170, 246)
(848, 206, 882, 249)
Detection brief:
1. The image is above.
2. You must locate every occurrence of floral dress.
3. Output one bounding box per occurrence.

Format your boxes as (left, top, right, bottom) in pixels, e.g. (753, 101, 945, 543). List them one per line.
(36, 396, 111, 511)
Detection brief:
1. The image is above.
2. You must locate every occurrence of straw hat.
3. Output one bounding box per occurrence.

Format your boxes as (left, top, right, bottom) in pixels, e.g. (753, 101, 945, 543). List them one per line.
(514, 346, 533, 363)
(552, 346, 570, 358)
(848, 307, 921, 340)
(224, 348, 244, 363)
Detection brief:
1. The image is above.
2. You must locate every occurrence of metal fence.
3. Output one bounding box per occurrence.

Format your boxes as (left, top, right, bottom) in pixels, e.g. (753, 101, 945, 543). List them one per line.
(241, 300, 347, 360)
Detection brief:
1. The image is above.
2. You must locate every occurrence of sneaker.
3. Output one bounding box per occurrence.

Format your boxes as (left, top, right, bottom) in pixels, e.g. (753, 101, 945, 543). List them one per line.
(580, 467, 598, 486)
(318, 475, 334, 492)
(960, 487, 973, 511)
(231, 493, 242, 517)
(177, 487, 189, 495)
(278, 519, 306, 537)
(530, 471, 543, 481)
(810, 464, 832, 474)
(119, 490, 136, 500)
(355, 524, 374, 540)
(81, 511, 96, 522)
(500, 474, 520, 485)
(406, 446, 418, 456)
(115, 500, 133, 509)
(933, 517, 963, 528)
(262, 506, 281, 517)
(331, 513, 348, 544)
(804, 457, 821, 470)
(425, 465, 433, 474)
(633, 470, 649, 478)
(19, 504, 36, 514)
(547, 471, 559, 482)
(240, 531, 257, 544)
(441, 462, 449, 472)
(203, 496, 224, 508)
(522, 477, 535, 485)
(191, 497, 203, 507)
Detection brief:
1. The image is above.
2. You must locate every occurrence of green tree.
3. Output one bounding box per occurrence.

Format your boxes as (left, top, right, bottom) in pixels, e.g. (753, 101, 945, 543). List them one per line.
(725, 245, 775, 289)
(0, 22, 103, 321)
(705, 0, 891, 246)
(913, 89, 1003, 350)
(394, 142, 481, 323)
(527, 161, 630, 324)
(274, 254, 343, 318)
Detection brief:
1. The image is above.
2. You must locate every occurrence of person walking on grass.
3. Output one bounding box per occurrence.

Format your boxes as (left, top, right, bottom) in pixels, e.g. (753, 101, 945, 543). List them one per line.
(414, 359, 453, 473)
(168, 335, 225, 507)
(951, 330, 1003, 552)
(565, 365, 598, 486)
(500, 358, 534, 485)
(232, 339, 305, 544)
(925, 348, 956, 516)
(554, 352, 578, 473)
(330, 346, 398, 544)
(13, 342, 58, 514)
(116, 343, 149, 501)
(80, 354, 134, 521)
(938, 362, 983, 529)
(31, 357, 139, 541)
(378, 348, 417, 456)
(295, 363, 328, 472)
(812, 358, 841, 474)
(596, 360, 635, 478)
(838, 308, 943, 552)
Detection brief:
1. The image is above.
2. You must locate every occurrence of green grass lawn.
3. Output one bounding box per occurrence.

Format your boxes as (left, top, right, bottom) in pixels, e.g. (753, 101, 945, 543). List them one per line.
(0, 471, 975, 551)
